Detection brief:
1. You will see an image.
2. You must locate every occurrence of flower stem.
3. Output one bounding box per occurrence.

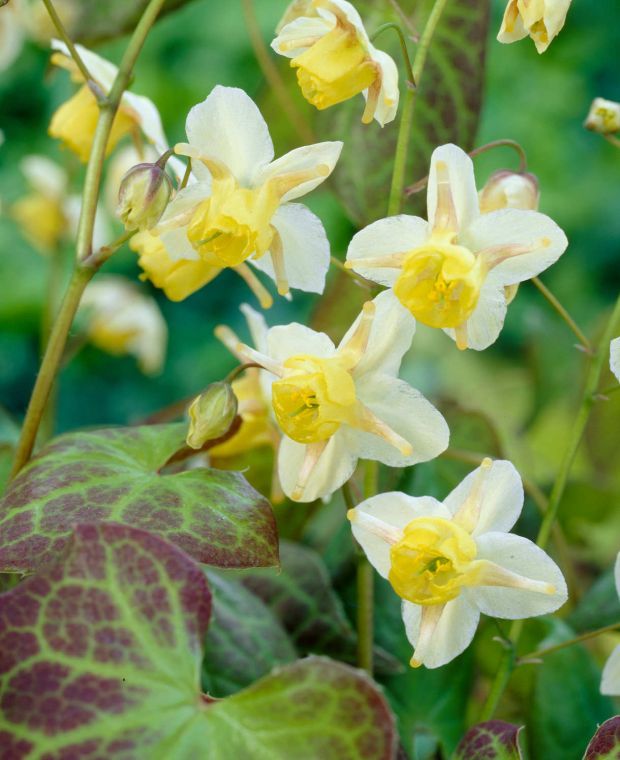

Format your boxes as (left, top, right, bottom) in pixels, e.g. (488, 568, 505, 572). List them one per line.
(518, 622, 620, 663)
(9, 0, 167, 479)
(241, 0, 316, 144)
(41, 0, 93, 85)
(387, 0, 448, 216)
(371, 22, 415, 86)
(478, 620, 522, 721)
(531, 276, 592, 353)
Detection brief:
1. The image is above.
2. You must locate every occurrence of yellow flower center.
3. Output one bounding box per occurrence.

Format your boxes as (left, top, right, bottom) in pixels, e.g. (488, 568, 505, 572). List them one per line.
(186, 176, 278, 268)
(271, 354, 357, 443)
(393, 234, 486, 328)
(292, 21, 378, 111)
(48, 85, 136, 163)
(389, 517, 479, 605)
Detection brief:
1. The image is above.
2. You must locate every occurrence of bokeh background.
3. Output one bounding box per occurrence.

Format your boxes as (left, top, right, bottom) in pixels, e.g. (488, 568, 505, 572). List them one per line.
(1, 1, 619, 757)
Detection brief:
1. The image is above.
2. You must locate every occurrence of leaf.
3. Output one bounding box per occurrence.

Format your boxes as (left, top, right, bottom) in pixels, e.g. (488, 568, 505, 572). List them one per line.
(320, 0, 491, 225)
(453, 721, 524, 760)
(568, 565, 620, 633)
(0, 424, 278, 573)
(201, 571, 296, 697)
(0, 523, 397, 758)
(583, 716, 620, 760)
(527, 618, 614, 760)
(203, 656, 398, 759)
(235, 540, 402, 675)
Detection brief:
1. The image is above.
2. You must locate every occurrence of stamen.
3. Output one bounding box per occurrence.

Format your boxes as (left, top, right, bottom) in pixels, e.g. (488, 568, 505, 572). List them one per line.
(232, 341, 284, 378)
(291, 441, 328, 501)
(269, 228, 289, 296)
(453, 457, 492, 533)
(344, 252, 408, 269)
(234, 263, 274, 309)
(410, 604, 445, 668)
(479, 238, 551, 270)
(433, 160, 458, 234)
(475, 560, 556, 595)
(347, 509, 402, 545)
(338, 301, 375, 369)
(356, 402, 413, 456)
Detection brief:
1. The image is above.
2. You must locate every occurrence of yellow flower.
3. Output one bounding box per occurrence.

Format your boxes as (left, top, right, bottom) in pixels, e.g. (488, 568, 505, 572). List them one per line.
(272, 0, 399, 125)
(349, 459, 567, 667)
(346, 144, 568, 350)
(147, 86, 341, 306)
(497, 0, 571, 53)
(48, 40, 169, 162)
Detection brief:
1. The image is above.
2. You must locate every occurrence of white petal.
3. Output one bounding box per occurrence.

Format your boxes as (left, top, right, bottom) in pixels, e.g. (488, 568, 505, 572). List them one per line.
(277, 432, 357, 502)
(366, 47, 400, 127)
(0, 6, 24, 71)
(463, 208, 568, 285)
(497, 1, 528, 44)
(240, 303, 269, 355)
(610, 338, 620, 383)
(339, 290, 415, 378)
(327, 0, 369, 42)
(443, 459, 524, 537)
(251, 203, 329, 294)
(601, 645, 620, 696)
(266, 323, 336, 364)
(346, 215, 430, 287)
(443, 271, 507, 351)
(160, 226, 200, 262)
(615, 552, 620, 599)
(20, 155, 67, 198)
(402, 596, 480, 669)
(122, 92, 169, 156)
(183, 86, 274, 186)
(471, 533, 567, 618)
(157, 181, 212, 232)
(353, 373, 450, 467)
(52, 40, 117, 91)
(427, 144, 479, 233)
(350, 492, 448, 578)
(256, 141, 342, 202)
(271, 14, 334, 58)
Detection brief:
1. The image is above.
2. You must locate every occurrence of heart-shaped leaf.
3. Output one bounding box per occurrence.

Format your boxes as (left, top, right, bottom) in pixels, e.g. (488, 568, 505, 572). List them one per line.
(584, 716, 620, 760)
(0, 523, 397, 757)
(0, 424, 278, 573)
(453, 721, 524, 760)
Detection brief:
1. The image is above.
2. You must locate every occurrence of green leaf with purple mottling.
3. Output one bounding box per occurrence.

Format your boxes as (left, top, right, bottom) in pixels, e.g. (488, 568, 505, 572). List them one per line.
(0, 423, 278, 573)
(453, 721, 524, 760)
(0, 524, 397, 758)
(583, 717, 620, 760)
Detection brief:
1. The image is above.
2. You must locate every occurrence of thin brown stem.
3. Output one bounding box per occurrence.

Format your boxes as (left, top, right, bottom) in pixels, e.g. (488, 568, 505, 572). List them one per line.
(41, 0, 94, 85)
(531, 277, 592, 353)
(519, 622, 620, 663)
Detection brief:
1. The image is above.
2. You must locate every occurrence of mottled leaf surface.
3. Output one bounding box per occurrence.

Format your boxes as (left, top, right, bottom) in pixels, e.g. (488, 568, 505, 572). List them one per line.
(0, 424, 278, 573)
(0, 522, 212, 758)
(201, 571, 296, 697)
(236, 540, 401, 674)
(584, 717, 620, 760)
(453, 721, 523, 760)
(202, 656, 397, 760)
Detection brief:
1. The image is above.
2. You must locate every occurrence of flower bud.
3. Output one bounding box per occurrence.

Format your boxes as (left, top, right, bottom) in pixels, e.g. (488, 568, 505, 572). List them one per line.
(186, 382, 238, 450)
(117, 162, 172, 231)
(479, 170, 539, 214)
(584, 97, 620, 135)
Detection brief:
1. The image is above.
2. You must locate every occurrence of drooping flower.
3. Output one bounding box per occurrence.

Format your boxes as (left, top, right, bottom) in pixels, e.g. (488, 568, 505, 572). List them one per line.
(584, 98, 620, 136)
(601, 553, 620, 696)
(346, 144, 568, 350)
(497, 0, 571, 53)
(48, 40, 168, 162)
(272, 0, 399, 126)
(478, 170, 539, 214)
(79, 276, 167, 374)
(140, 85, 342, 306)
(348, 458, 567, 668)
(611, 338, 620, 383)
(222, 289, 449, 502)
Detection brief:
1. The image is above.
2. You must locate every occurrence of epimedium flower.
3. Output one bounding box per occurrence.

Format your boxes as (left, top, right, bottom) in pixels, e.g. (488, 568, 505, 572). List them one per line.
(601, 553, 620, 696)
(348, 458, 567, 668)
(220, 289, 449, 502)
(611, 338, 620, 383)
(584, 98, 620, 136)
(79, 276, 167, 375)
(346, 143, 568, 351)
(48, 39, 168, 163)
(271, 0, 399, 126)
(138, 85, 342, 307)
(497, 0, 571, 53)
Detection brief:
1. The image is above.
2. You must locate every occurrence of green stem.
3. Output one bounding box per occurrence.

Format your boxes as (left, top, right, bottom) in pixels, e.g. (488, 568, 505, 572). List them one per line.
(519, 622, 620, 663)
(387, 0, 448, 216)
(531, 276, 592, 354)
(10, 0, 167, 479)
(478, 620, 522, 721)
(41, 0, 93, 85)
(371, 22, 415, 86)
